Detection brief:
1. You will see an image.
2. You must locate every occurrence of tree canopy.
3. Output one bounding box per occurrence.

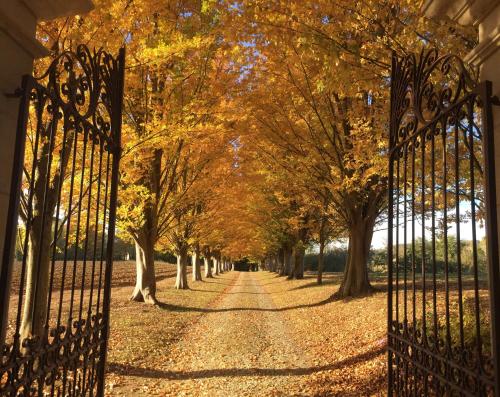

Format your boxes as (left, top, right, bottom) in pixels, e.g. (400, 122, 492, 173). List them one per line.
(34, 0, 475, 300)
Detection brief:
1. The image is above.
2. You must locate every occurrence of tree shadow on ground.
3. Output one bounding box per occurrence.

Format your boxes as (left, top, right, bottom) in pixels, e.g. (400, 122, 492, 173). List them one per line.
(288, 278, 340, 291)
(201, 273, 285, 287)
(189, 289, 271, 295)
(107, 345, 386, 380)
(328, 285, 388, 302)
(155, 295, 336, 313)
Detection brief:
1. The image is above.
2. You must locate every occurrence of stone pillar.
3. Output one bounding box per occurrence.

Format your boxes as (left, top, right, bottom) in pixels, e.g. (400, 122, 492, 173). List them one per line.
(0, 1, 43, 271)
(0, 0, 93, 341)
(423, 0, 500, 238)
(464, 6, 500, 225)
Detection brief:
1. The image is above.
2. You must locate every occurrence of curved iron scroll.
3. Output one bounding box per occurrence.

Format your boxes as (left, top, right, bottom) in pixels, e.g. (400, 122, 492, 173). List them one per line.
(0, 45, 125, 396)
(390, 48, 477, 149)
(387, 48, 500, 396)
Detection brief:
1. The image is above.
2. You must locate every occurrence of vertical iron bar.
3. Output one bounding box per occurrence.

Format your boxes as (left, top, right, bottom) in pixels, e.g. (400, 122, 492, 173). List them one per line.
(421, 128, 428, 396)
(78, 134, 96, 322)
(431, 128, 438, 349)
(96, 47, 125, 397)
(467, 98, 482, 377)
(388, 141, 394, 397)
(442, 121, 451, 360)
(96, 151, 111, 316)
(411, 137, 417, 397)
(31, 107, 59, 336)
(46, 112, 71, 329)
(57, 119, 80, 329)
(404, 144, 408, 330)
(454, 109, 465, 350)
(387, 52, 397, 397)
(69, 126, 89, 322)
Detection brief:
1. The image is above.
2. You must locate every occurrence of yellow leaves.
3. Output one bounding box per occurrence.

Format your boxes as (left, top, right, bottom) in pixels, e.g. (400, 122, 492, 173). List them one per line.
(315, 79, 326, 93)
(36, 0, 475, 259)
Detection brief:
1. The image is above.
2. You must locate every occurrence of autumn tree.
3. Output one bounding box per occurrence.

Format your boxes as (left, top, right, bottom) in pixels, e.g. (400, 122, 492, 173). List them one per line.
(217, 0, 475, 296)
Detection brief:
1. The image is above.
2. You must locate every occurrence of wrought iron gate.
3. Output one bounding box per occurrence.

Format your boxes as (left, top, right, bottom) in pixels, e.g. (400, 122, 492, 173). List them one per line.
(0, 45, 124, 396)
(388, 48, 500, 396)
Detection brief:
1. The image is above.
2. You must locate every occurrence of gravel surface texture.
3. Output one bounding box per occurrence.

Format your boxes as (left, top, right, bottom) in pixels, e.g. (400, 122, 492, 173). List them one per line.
(160, 271, 313, 396)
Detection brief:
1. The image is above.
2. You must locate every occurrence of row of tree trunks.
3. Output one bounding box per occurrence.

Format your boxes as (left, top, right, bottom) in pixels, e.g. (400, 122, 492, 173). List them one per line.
(222, 258, 232, 271)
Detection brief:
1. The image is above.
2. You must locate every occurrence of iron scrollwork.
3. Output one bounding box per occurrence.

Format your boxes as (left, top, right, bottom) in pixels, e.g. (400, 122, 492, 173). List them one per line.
(0, 45, 124, 396)
(390, 48, 477, 150)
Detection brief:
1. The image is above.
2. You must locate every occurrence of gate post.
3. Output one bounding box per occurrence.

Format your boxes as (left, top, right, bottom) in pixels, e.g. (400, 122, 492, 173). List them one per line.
(478, 80, 500, 397)
(0, 75, 31, 347)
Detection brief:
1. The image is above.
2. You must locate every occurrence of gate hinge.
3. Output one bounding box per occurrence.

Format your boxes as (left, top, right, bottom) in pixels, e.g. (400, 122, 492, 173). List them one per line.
(3, 88, 24, 98)
(492, 95, 500, 106)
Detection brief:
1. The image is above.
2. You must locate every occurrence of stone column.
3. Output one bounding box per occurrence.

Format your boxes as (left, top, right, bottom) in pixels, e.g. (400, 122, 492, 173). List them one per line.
(423, 0, 500, 233)
(0, 0, 93, 343)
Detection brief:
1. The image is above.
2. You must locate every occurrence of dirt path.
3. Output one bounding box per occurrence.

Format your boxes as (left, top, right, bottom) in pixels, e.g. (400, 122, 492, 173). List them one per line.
(157, 271, 312, 396)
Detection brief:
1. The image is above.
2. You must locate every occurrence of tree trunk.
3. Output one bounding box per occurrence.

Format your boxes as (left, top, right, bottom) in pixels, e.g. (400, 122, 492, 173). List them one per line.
(218, 254, 223, 274)
(337, 213, 376, 297)
(283, 246, 292, 276)
(192, 244, 202, 281)
(277, 248, 285, 276)
(291, 244, 305, 279)
(175, 244, 189, 289)
(203, 247, 213, 278)
(130, 239, 157, 304)
(20, 221, 52, 344)
(317, 218, 327, 285)
(19, 123, 75, 344)
(213, 255, 219, 275)
(130, 149, 161, 303)
(286, 251, 294, 279)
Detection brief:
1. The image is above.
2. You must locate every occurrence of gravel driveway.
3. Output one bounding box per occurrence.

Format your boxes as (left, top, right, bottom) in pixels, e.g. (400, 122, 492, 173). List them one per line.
(160, 271, 312, 396)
